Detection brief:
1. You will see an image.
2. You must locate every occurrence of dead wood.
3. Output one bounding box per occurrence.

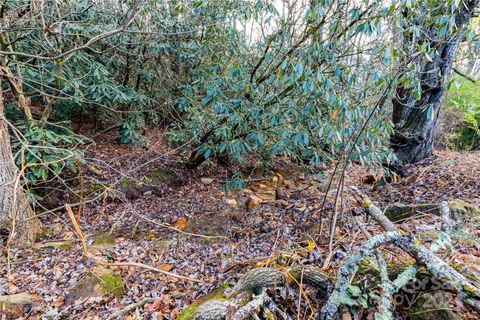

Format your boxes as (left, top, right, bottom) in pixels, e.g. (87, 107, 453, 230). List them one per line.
(179, 265, 332, 320)
(383, 200, 478, 223)
(344, 187, 480, 314)
(0, 292, 41, 306)
(179, 187, 480, 320)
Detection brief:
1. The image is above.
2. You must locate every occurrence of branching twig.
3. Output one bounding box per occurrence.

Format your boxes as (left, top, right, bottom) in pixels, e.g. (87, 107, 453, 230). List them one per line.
(350, 187, 480, 314)
(106, 297, 155, 320)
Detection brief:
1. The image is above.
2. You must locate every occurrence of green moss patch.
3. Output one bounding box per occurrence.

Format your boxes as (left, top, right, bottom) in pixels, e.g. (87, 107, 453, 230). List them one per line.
(92, 233, 116, 246)
(97, 272, 124, 298)
(146, 169, 170, 183)
(178, 283, 230, 320)
(65, 267, 124, 305)
(448, 200, 479, 222)
(119, 178, 135, 189)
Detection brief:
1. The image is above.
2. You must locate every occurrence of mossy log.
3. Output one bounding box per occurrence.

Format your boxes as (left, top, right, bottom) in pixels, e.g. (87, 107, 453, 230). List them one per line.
(178, 265, 332, 320)
(384, 200, 478, 223)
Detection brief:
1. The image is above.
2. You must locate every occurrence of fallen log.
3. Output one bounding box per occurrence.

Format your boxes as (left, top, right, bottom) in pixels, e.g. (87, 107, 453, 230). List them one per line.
(340, 187, 480, 314)
(383, 200, 478, 223)
(179, 187, 480, 320)
(178, 265, 332, 320)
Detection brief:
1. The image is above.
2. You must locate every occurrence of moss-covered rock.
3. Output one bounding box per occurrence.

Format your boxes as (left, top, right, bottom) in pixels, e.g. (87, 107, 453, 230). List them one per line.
(447, 200, 479, 223)
(65, 266, 124, 304)
(97, 272, 124, 298)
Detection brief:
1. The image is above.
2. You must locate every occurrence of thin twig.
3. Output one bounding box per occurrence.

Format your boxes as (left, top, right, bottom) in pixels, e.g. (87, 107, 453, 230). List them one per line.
(65, 204, 202, 283)
(134, 212, 229, 240)
(106, 297, 155, 320)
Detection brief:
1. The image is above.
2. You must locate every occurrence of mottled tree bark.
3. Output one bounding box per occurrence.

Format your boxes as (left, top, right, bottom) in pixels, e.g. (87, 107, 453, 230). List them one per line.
(391, 1, 479, 164)
(0, 77, 42, 244)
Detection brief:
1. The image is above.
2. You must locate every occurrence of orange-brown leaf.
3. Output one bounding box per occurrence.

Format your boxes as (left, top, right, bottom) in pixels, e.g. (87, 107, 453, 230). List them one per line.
(145, 297, 163, 312)
(332, 108, 340, 119)
(157, 264, 175, 272)
(172, 218, 188, 231)
(52, 296, 65, 308)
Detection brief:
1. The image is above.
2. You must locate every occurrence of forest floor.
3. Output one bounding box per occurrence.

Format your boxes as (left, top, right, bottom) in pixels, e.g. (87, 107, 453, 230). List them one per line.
(1, 127, 479, 320)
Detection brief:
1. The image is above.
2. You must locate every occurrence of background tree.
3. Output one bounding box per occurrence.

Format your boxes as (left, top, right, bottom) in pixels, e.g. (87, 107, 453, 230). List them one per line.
(0, 0, 141, 244)
(0, 76, 42, 243)
(1, 0, 479, 245)
(390, 0, 479, 164)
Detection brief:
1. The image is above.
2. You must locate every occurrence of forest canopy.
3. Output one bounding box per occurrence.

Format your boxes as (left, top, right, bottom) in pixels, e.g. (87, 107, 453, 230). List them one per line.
(2, 0, 477, 181)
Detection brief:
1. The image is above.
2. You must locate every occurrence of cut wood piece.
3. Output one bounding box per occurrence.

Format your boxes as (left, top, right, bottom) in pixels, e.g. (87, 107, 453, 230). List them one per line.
(0, 292, 41, 305)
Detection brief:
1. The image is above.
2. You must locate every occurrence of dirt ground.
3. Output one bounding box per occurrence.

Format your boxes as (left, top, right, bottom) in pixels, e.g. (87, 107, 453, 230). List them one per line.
(1, 128, 479, 319)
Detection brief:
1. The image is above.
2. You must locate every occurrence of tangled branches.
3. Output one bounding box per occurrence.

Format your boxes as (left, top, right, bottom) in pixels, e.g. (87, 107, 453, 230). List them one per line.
(180, 186, 480, 320)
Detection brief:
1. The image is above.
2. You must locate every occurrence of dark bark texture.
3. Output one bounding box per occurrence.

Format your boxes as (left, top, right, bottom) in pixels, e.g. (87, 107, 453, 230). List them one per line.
(391, 1, 479, 164)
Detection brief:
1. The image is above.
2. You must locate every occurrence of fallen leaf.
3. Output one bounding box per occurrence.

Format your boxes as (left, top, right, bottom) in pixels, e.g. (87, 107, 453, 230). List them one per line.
(172, 218, 188, 231)
(145, 297, 162, 312)
(246, 195, 262, 209)
(156, 264, 175, 272)
(148, 230, 156, 240)
(52, 296, 65, 308)
(307, 241, 316, 253)
(332, 108, 340, 118)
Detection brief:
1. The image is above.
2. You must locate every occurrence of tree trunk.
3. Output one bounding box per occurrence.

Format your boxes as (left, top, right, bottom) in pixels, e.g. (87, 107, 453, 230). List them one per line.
(0, 77, 42, 245)
(390, 1, 478, 164)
